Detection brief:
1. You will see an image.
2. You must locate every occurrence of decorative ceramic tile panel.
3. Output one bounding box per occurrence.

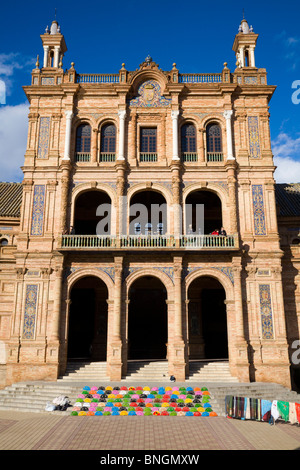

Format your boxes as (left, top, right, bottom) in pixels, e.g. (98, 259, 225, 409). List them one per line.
(30, 185, 46, 236)
(22, 284, 38, 340)
(41, 77, 55, 85)
(248, 116, 261, 158)
(259, 284, 274, 339)
(37, 117, 50, 159)
(129, 80, 171, 108)
(244, 76, 258, 85)
(252, 185, 267, 236)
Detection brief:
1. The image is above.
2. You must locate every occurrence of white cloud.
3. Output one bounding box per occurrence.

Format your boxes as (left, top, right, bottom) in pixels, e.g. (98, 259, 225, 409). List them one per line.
(0, 103, 29, 182)
(272, 132, 300, 183)
(274, 156, 300, 183)
(0, 53, 35, 96)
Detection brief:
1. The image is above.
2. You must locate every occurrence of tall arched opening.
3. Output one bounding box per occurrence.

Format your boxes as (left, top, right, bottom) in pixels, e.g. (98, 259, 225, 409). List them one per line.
(129, 190, 167, 235)
(128, 275, 168, 359)
(67, 276, 108, 361)
(185, 189, 222, 235)
(74, 190, 111, 235)
(187, 276, 228, 360)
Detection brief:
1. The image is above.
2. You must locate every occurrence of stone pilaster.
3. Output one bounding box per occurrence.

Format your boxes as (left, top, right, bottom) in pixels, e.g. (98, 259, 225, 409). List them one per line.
(171, 256, 186, 381)
(109, 257, 123, 380)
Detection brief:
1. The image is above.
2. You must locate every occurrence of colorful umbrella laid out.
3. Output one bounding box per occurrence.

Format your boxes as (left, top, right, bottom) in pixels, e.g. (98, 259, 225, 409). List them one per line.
(70, 386, 218, 417)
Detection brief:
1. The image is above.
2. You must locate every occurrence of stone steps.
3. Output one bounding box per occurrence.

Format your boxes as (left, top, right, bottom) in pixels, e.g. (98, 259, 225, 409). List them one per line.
(123, 361, 169, 380)
(57, 361, 110, 382)
(187, 361, 239, 383)
(0, 382, 80, 413)
(0, 380, 299, 416)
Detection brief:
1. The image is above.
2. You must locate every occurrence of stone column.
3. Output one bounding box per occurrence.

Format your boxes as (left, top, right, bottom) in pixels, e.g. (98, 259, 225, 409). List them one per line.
(223, 110, 235, 161)
(239, 46, 245, 68)
(171, 161, 182, 244)
(171, 110, 180, 161)
(54, 46, 60, 68)
(174, 264, 183, 341)
(226, 162, 238, 234)
(118, 110, 126, 161)
(91, 128, 98, 163)
(43, 45, 49, 68)
(249, 46, 256, 67)
(59, 161, 71, 234)
(63, 110, 73, 161)
(116, 162, 127, 238)
(199, 128, 205, 163)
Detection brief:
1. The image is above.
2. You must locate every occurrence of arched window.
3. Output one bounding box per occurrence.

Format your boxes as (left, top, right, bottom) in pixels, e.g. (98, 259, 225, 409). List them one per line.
(75, 124, 91, 161)
(0, 238, 8, 246)
(206, 123, 223, 161)
(100, 124, 116, 161)
(181, 124, 197, 162)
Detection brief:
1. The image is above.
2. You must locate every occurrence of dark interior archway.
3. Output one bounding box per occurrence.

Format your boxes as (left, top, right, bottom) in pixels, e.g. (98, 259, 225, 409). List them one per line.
(128, 276, 168, 359)
(74, 190, 111, 235)
(129, 190, 167, 235)
(188, 276, 228, 360)
(185, 190, 222, 235)
(68, 276, 108, 361)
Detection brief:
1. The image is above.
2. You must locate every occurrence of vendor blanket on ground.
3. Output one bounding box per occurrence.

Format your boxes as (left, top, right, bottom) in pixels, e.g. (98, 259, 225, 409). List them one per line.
(67, 385, 218, 416)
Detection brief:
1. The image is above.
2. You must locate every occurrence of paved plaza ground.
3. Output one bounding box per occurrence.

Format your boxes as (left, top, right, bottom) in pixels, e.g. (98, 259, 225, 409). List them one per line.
(0, 408, 299, 454)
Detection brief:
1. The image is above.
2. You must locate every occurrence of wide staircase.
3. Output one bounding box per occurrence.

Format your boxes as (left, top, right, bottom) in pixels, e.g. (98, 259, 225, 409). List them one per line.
(0, 380, 299, 417)
(122, 360, 169, 381)
(0, 359, 299, 415)
(57, 361, 110, 383)
(186, 361, 239, 383)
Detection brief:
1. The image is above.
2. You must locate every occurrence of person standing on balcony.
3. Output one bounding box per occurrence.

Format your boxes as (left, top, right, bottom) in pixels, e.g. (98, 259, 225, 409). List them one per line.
(219, 227, 227, 236)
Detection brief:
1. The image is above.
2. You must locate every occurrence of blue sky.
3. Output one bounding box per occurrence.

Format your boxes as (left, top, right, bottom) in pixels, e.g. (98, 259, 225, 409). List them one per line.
(1, 0, 300, 182)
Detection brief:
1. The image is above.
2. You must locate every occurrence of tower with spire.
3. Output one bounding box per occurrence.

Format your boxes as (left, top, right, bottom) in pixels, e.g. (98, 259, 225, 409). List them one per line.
(40, 19, 67, 68)
(233, 17, 258, 68)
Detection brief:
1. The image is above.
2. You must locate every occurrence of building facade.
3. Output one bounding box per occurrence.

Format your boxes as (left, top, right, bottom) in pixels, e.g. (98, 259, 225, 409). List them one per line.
(0, 17, 299, 390)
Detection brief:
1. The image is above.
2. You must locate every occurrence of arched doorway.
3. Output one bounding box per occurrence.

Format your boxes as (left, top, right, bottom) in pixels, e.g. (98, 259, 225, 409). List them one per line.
(74, 190, 111, 235)
(187, 276, 228, 360)
(68, 276, 108, 361)
(128, 275, 168, 359)
(129, 190, 167, 235)
(185, 190, 222, 235)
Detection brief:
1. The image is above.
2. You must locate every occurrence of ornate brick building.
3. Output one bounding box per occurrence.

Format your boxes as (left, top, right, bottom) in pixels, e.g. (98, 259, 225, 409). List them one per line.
(0, 17, 299, 390)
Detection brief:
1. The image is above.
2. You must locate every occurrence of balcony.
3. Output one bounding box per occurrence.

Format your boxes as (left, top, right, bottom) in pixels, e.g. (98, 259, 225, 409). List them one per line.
(139, 153, 158, 162)
(75, 152, 91, 162)
(206, 152, 223, 162)
(99, 153, 116, 162)
(59, 234, 238, 251)
(182, 153, 198, 162)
